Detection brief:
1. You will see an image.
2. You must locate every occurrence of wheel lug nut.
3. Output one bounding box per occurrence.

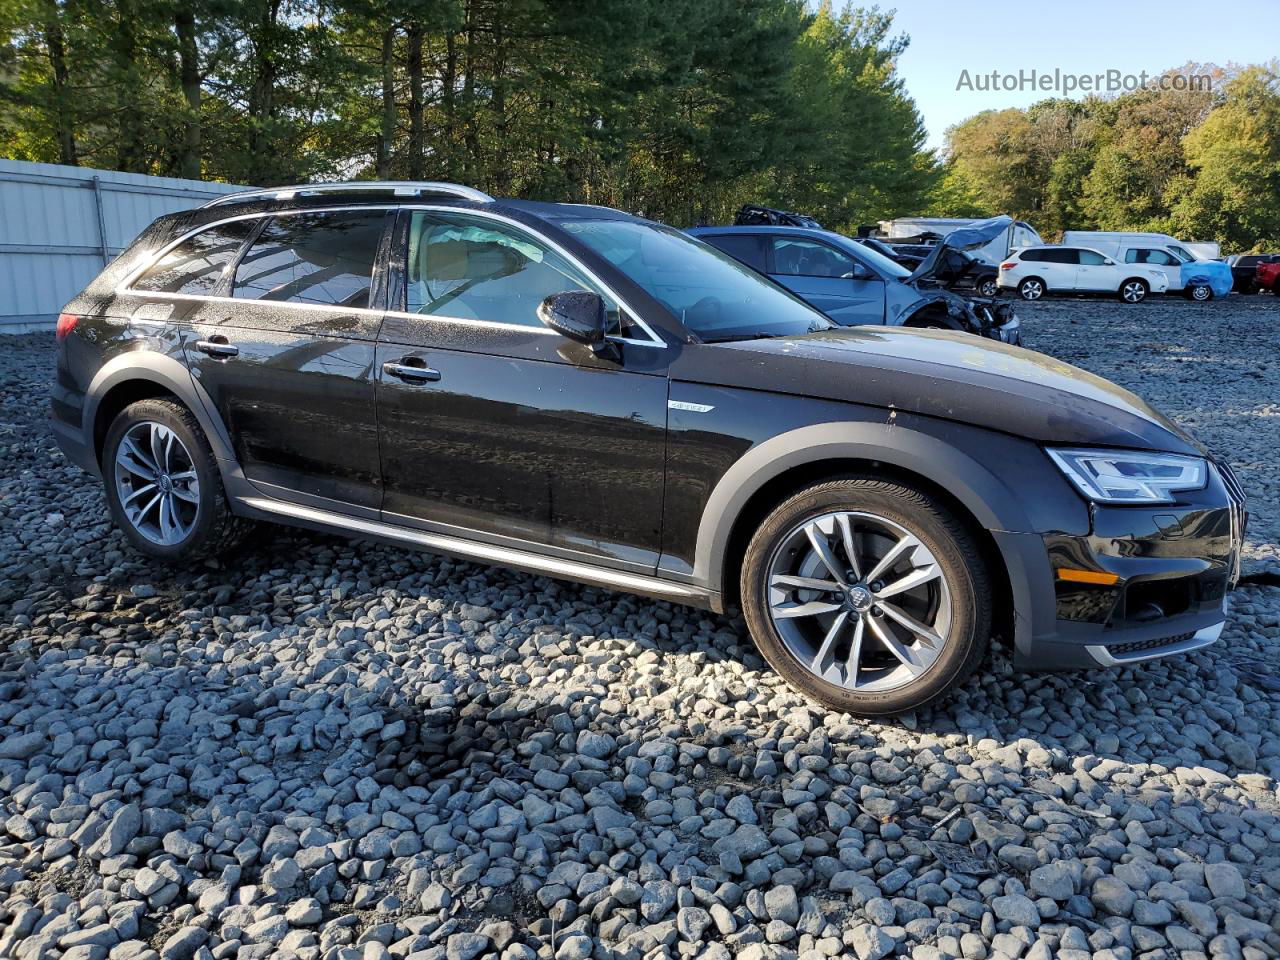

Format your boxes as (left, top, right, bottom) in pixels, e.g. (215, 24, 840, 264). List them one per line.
(871, 606, 883, 617)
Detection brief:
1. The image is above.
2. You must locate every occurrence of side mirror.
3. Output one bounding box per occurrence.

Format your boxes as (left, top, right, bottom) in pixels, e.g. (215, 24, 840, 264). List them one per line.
(1103, 258, 1115, 266)
(537, 291, 620, 361)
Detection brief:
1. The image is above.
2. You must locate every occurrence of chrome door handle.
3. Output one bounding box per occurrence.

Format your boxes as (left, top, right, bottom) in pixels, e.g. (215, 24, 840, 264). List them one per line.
(195, 339, 238, 358)
(383, 361, 441, 383)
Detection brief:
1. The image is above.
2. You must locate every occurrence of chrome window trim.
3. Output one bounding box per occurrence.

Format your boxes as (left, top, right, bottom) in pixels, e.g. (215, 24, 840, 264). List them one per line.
(118, 204, 668, 349)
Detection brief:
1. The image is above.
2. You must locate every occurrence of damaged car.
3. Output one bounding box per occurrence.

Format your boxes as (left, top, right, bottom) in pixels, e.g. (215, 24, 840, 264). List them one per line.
(688, 215, 1021, 344)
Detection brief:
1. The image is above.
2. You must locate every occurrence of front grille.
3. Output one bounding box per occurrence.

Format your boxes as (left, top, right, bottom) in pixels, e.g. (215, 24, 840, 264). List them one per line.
(1212, 458, 1247, 588)
(1108, 632, 1195, 656)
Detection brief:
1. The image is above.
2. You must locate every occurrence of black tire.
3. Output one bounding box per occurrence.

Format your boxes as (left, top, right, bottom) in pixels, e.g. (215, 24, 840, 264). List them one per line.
(1017, 277, 1045, 301)
(1186, 283, 1212, 301)
(1118, 278, 1148, 304)
(102, 398, 252, 561)
(976, 277, 999, 298)
(740, 476, 991, 716)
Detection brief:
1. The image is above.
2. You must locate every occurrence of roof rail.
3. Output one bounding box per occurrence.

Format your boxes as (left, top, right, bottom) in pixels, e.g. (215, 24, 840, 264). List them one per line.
(201, 181, 495, 208)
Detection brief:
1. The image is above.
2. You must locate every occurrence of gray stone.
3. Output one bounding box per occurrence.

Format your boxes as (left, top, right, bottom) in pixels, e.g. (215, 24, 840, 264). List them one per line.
(993, 893, 1040, 928)
(850, 924, 895, 960)
(1204, 863, 1246, 900)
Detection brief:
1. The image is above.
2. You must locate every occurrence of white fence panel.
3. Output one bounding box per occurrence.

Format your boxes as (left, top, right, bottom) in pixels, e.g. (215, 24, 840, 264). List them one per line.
(0, 159, 250, 332)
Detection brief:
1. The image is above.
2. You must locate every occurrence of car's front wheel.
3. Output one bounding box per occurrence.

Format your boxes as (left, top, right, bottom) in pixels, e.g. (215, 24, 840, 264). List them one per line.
(1017, 277, 1045, 300)
(976, 277, 999, 297)
(1187, 283, 1213, 301)
(1119, 278, 1148, 304)
(103, 398, 251, 561)
(740, 477, 991, 716)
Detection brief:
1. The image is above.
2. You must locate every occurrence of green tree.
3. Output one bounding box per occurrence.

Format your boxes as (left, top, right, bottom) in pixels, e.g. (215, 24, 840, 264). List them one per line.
(1171, 66, 1280, 252)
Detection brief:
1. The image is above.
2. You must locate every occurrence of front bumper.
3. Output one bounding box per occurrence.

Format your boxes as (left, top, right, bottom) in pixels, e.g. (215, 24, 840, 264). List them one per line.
(992, 317, 1021, 345)
(1000, 459, 1245, 670)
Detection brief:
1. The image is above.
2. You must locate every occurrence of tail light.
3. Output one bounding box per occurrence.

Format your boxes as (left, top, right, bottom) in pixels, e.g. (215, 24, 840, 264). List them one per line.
(55, 313, 79, 341)
(1000, 262, 1018, 270)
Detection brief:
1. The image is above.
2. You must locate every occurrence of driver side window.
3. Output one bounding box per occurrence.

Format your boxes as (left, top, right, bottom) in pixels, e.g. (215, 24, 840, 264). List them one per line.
(404, 211, 622, 333)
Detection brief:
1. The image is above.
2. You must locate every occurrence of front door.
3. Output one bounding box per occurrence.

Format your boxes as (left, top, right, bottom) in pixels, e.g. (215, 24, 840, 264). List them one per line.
(1074, 249, 1113, 291)
(183, 208, 391, 512)
(375, 208, 669, 571)
(768, 236, 884, 325)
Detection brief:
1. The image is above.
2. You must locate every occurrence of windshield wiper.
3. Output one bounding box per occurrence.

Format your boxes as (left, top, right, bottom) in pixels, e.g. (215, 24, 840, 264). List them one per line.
(700, 333, 777, 343)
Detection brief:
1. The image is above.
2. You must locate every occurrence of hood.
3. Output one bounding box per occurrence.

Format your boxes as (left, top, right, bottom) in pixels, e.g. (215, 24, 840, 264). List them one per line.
(904, 216, 1012, 284)
(675, 327, 1202, 454)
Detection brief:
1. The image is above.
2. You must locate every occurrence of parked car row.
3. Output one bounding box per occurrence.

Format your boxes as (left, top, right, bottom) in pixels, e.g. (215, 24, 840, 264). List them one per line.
(1228, 252, 1280, 293)
(691, 211, 1020, 343)
(49, 181, 1246, 716)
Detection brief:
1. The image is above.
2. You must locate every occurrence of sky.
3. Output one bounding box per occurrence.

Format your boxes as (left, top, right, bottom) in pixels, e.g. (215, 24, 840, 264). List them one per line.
(887, 0, 1280, 152)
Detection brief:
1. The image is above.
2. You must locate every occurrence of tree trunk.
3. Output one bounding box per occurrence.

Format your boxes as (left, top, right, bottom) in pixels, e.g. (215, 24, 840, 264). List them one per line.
(491, 6, 508, 194)
(406, 22, 424, 178)
(247, 0, 281, 175)
(175, 6, 201, 179)
(114, 0, 147, 171)
(442, 33, 457, 180)
(41, 0, 77, 165)
(376, 24, 397, 178)
(462, 0, 478, 182)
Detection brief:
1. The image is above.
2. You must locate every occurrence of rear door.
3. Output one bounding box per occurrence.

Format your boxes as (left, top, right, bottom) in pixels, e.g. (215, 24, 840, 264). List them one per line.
(374, 207, 669, 571)
(1042, 248, 1081, 290)
(767, 235, 884, 325)
(183, 208, 391, 513)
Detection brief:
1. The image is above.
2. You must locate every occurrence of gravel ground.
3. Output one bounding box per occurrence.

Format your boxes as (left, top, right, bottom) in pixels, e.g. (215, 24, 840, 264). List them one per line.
(1, 294, 1278, 960)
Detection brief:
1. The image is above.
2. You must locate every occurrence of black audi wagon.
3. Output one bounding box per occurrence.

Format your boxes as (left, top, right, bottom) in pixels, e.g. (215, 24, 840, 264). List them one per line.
(50, 181, 1246, 714)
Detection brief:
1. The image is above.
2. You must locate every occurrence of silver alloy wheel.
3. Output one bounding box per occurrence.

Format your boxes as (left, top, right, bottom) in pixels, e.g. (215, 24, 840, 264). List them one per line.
(978, 279, 998, 297)
(1191, 284, 1211, 301)
(1019, 279, 1043, 300)
(765, 510, 952, 693)
(1121, 281, 1146, 303)
(113, 421, 201, 545)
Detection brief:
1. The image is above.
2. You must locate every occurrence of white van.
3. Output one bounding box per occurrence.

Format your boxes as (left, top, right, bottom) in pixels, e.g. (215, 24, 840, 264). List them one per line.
(882, 218, 1043, 267)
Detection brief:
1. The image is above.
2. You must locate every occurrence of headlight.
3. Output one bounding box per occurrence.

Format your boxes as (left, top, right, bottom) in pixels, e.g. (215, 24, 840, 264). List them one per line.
(1046, 448, 1207, 504)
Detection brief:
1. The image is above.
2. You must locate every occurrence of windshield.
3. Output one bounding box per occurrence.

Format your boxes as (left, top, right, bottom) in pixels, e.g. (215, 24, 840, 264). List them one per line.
(561, 219, 831, 341)
(1167, 245, 1198, 263)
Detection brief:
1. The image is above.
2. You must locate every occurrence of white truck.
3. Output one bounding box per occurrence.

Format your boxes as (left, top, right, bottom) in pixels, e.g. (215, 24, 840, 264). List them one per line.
(879, 217, 1043, 267)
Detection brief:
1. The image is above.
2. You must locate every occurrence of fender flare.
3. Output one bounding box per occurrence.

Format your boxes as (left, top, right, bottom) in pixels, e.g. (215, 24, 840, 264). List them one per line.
(83, 350, 236, 464)
(692, 420, 1035, 598)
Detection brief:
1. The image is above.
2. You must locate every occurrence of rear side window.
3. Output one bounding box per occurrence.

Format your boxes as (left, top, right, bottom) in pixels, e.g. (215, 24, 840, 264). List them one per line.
(232, 210, 387, 308)
(1018, 249, 1046, 262)
(702, 235, 767, 273)
(771, 237, 855, 278)
(1078, 250, 1107, 265)
(1044, 249, 1081, 264)
(131, 219, 257, 295)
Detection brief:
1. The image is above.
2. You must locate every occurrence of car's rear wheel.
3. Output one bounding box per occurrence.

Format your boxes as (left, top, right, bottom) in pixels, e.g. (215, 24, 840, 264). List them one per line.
(1017, 277, 1045, 300)
(1187, 283, 1212, 301)
(740, 477, 991, 716)
(1119, 278, 1148, 304)
(976, 277, 999, 298)
(103, 398, 251, 561)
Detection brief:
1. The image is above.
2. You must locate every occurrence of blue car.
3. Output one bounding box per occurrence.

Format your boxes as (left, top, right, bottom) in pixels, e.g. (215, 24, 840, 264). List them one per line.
(688, 217, 1021, 344)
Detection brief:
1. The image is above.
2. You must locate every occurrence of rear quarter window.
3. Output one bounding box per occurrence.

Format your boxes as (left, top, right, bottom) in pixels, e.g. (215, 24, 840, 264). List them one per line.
(131, 219, 258, 295)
